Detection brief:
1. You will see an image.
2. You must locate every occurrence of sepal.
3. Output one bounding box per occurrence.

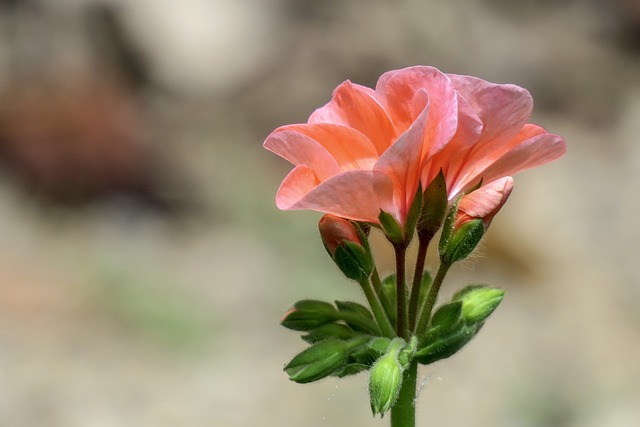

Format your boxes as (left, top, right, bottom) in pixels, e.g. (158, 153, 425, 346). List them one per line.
(418, 170, 448, 239)
(439, 218, 484, 264)
(378, 209, 404, 245)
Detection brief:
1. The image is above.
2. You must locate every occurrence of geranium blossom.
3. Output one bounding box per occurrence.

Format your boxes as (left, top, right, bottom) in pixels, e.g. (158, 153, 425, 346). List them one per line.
(264, 66, 565, 225)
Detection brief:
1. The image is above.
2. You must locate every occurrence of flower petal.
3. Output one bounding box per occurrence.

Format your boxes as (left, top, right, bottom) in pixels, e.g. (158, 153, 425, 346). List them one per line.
(471, 131, 566, 187)
(376, 66, 458, 159)
(309, 81, 397, 155)
(374, 91, 431, 222)
(276, 165, 321, 210)
(448, 74, 533, 148)
(278, 123, 378, 171)
(263, 128, 341, 181)
(457, 176, 514, 228)
(278, 169, 396, 223)
(422, 92, 483, 188)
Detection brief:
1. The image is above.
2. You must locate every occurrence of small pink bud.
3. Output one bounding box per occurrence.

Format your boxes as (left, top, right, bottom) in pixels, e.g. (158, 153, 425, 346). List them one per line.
(318, 214, 362, 255)
(454, 177, 514, 230)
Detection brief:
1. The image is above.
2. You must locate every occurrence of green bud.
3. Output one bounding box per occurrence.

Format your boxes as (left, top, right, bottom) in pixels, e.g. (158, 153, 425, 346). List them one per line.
(369, 338, 407, 416)
(378, 209, 404, 244)
(334, 300, 379, 334)
(334, 363, 369, 378)
(429, 301, 463, 334)
(438, 195, 462, 256)
(319, 214, 373, 281)
(335, 300, 374, 320)
(301, 323, 359, 344)
(284, 337, 368, 383)
(439, 218, 484, 264)
(418, 170, 448, 239)
(281, 300, 337, 331)
(415, 325, 479, 365)
(351, 337, 392, 364)
(453, 285, 505, 324)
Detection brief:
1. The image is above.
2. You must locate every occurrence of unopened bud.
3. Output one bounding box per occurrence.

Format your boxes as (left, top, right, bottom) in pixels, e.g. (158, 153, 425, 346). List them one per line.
(319, 214, 362, 254)
(281, 300, 337, 331)
(439, 178, 513, 264)
(369, 338, 406, 416)
(284, 339, 350, 384)
(319, 214, 372, 281)
(453, 285, 505, 324)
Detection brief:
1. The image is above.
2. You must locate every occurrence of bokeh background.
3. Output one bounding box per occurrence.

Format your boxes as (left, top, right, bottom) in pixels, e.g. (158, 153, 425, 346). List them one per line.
(0, 0, 638, 426)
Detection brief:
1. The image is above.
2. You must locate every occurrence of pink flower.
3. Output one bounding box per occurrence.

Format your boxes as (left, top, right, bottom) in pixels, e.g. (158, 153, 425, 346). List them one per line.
(264, 66, 565, 225)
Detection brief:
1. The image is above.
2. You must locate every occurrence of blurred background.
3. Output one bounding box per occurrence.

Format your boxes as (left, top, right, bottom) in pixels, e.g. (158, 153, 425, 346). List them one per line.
(0, 0, 638, 426)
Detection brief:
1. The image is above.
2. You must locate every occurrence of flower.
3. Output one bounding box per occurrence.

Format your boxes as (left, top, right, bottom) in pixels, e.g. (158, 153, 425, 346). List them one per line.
(264, 66, 565, 225)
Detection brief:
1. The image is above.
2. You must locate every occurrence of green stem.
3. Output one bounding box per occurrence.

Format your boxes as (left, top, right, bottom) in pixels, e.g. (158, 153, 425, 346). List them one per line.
(407, 233, 433, 330)
(414, 261, 451, 335)
(358, 277, 395, 338)
(390, 361, 417, 427)
(394, 244, 409, 338)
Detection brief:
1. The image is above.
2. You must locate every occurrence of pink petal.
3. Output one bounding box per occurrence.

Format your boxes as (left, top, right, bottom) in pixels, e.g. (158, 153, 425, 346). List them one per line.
(376, 66, 458, 159)
(471, 132, 566, 187)
(277, 123, 378, 171)
(276, 165, 321, 210)
(448, 75, 533, 147)
(309, 81, 397, 155)
(458, 177, 514, 227)
(374, 91, 431, 222)
(422, 92, 483, 188)
(263, 128, 341, 181)
(278, 170, 396, 223)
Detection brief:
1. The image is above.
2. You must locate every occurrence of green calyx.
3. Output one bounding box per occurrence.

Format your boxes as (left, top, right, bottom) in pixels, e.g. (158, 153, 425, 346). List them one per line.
(439, 218, 484, 264)
(418, 170, 448, 239)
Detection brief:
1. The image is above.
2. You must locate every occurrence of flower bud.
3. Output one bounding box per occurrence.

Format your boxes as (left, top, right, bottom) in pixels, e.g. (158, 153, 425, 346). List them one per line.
(319, 214, 372, 281)
(454, 177, 514, 230)
(453, 285, 505, 324)
(284, 339, 351, 384)
(319, 214, 362, 254)
(439, 177, 513, 264)
(281, 300, 337, 331)
(369, 338, 406, 416)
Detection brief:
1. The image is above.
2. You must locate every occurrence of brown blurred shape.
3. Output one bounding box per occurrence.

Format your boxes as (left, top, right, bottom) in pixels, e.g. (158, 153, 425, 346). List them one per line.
(0, 78, 165, 207)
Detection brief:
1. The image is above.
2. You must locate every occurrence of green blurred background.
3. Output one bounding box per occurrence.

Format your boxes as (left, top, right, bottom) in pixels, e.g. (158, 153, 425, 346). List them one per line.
(0, 0, 638, 426)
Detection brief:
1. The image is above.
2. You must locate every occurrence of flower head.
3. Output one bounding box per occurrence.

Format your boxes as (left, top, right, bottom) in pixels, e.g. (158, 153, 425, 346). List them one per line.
(264, 66, 565, 226)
